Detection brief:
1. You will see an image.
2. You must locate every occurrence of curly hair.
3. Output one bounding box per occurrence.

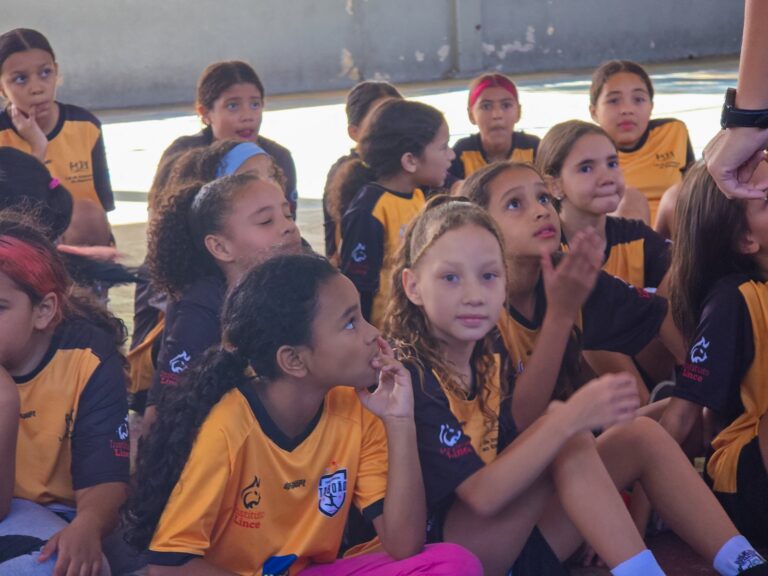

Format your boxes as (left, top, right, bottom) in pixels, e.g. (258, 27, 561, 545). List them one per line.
(124, 253, 338, 550)
(148, 172, 266, 299)
(383, 195, 507, 428)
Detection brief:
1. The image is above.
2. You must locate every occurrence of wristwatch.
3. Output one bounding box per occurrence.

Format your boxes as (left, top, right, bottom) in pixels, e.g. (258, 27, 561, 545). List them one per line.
(721, 88, 768, 129)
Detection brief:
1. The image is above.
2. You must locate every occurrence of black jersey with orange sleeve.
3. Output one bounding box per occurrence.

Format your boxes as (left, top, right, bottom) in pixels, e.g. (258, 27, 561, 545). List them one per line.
(449, 132, 540, 180)
(340, 183, 425, 327)
(147, 385, 388, 575)
(13, 318, 129, 507)
(497, 271, 668, 376)
(562, 217, 670, 289)
(671, 274, 768, 495)
(146, 275, 225, 406)
(617, 118, 694, 223)
(0, 102, 114, 211)
(159, 128, 298, 216)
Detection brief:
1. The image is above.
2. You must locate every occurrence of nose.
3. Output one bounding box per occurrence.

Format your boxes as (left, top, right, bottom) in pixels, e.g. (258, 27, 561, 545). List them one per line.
(533, 201, 551, 220)
(364, 321, 380, 346)
(462, 277, 484, 306)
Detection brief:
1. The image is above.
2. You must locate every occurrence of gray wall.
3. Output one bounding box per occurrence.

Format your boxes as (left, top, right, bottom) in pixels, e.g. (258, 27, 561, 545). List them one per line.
(4, 0, 743, 110)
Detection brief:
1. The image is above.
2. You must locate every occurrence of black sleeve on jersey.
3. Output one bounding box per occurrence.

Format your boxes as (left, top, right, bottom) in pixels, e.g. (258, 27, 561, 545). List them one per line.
(673, 281, 754, 417)
(641, 227, 672, 288)
(146, 299, 221, 406)
(340, 204, 384, 317)
(408, 363, 486, 510)
(581, 271, 668, 355)
(71, 352, 129, 489)
(91, 132, 115, 212)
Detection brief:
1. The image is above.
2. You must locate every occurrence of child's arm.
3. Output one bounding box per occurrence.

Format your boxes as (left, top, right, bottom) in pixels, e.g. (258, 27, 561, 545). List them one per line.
(512, 229, 603, 430)
(359, 338, 425, 559)
(0, 365, 19, 520)
(8, 104, 48, 161)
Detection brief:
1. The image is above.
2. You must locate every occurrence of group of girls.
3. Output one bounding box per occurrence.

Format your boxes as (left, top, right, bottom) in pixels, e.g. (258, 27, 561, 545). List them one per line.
(1, 24, 767, 576)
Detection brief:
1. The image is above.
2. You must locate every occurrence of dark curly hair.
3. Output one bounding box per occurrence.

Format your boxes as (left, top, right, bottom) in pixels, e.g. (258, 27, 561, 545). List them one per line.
(148, 172, 262, 299)
(124, 253, 338, 550)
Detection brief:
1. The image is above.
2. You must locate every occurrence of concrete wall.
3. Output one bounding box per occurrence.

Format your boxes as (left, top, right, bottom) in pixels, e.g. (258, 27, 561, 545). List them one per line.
(4, 0, 743, 110)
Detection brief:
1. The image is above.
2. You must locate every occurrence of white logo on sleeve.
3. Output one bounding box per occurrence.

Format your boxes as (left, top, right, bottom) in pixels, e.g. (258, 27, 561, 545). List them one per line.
(690, 337, 710, 364)
(351, 243, 367, 263)
(439, 424, 462, 447)
(117, 416, 129, 441)
(169, 351, 191, 373)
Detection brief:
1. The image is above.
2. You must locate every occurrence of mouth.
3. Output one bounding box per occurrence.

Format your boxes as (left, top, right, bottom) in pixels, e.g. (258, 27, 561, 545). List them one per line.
(456, 315, 488, 328)
(236, 129, 255, 139)
(618, 121, 636, 131)
(533, 225, 557, 239)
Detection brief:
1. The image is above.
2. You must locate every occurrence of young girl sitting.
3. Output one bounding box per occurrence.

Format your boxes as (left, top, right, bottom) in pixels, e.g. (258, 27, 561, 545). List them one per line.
(537, 120, 675, 394)
(449, 73, 540, 180)
(0, 213, 129, 576)
(126, 253, 482, 575)
(324, 80, 403, 265)
(385, 196, 767, 576)
(589, 59, 695, 235)
(660, 161, 768, 547)
(0, 29, 115, 221)
(156, 61, 298, 216)
(461, 161, 686, 429)
(339, 99, 454, 327)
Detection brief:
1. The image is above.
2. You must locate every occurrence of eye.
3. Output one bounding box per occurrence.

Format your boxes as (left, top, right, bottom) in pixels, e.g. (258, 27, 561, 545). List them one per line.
(482, 271, 499, 281)
(344, 315, 357, 330)
(12, 74, 27, 85)
(443, 273, 459, 283)
(578, 165, 592, 174)
(506, 198, 520, 210)
(226, 102, 239, 111)
(502, 102, 515, 110)
(608, 159, 620, 169)
(537, 193, 552, 205)
(606, 97, 619, 105)
(250, 101, 262, 110)
(633, 96, 647, 104)
(257, 218, 274, 226)
(481, 102, 492, 111)
(40, 67, 53, 79)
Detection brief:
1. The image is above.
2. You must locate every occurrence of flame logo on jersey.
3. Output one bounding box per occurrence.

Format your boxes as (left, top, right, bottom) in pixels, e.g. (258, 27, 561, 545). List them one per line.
(439, 423, 462, 447)
(318, 469, 347, 517)
(241, 476, 261, 509)
(690, 336, 710, 364)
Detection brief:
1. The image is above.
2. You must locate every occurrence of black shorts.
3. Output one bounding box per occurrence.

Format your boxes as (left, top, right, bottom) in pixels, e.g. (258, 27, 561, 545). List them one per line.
(711, 436, 768, 547)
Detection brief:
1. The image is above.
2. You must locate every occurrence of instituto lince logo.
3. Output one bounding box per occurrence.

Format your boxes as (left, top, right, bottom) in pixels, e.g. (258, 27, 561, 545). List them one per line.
(169, 350, 191, 373)
(351, 243, 367, 263)
(439, 423, 462, 447)
(241, 476, 261, 509)
(690, 336, 710, 364)
(117, 416, 129, 441)
(318, 469, 347, 517)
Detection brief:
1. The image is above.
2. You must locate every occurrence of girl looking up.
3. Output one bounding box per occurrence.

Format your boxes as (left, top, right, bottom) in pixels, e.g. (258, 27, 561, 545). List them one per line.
(590, 59, 694, 235)
(450, 73, 539, 181)
(340, 99, 454, 327)
(127, 253, 481, 575)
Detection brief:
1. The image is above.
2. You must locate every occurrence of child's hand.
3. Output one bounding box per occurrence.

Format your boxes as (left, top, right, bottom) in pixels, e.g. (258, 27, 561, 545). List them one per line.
(357, 337, 414, 422)
(38, 517, 104, 576)
(564, 372, 640, 433)
(542, 227, 603, 320)
(9, 104, 48, 161)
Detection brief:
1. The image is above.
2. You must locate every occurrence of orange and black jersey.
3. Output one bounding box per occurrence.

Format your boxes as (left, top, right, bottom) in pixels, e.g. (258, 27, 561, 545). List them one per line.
(497, 271, 668, 376)
(147, 385, 388, 575)
(13, 318, 129, 507)
(147, 275, 225, 406)
(341, 183, 425, 327)
(562, 217, 670, 289)
(618, 118, 694, 222)
(323, 149, 358, 261)
(0, 102, 114, 211)
(672, 273, 768, 494)
(160, 128, 298, 216)
(449, 132, 540, 180)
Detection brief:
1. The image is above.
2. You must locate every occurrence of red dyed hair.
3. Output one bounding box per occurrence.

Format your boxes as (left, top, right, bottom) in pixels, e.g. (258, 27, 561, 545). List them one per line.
(468, 73, 519, 108)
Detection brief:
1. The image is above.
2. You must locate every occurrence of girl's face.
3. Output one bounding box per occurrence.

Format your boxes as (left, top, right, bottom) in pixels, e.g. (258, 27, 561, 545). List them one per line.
(411, 122, 455, 188)
(484, 167, 560, 258)
(555, 133, 625, 215)
(404, 225, 506, 347)
(216, 179, 301, 273)
(0, 271, 44, 374)
(303, 273, 381, 389)
(199, 82, 264, 142)
(0, 48, 58, 123)
(590, 72, 653, 148)
(469, 86, 520, 148)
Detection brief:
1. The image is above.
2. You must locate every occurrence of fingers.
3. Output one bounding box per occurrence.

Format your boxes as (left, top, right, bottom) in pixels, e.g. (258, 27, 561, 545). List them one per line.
(38, 533, 59, 562)
(375, 336, 394, 359)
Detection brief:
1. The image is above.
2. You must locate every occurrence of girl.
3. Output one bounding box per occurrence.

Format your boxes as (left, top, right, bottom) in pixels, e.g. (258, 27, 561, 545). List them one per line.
(126, 253, 481, 575)
(0, 29, 115, 217)
(0, 213, 129, 576)
(461, 161, 685, 430)
(537, 120, 674, 393)
(590, 59, 695, 235)
(385, 196, 767, 576)
(449, 73, 540, 180)
(141, 170, 302, 432)
(660, 161, 768, 547)
(339, 99, 454, 328)
(323, 80, 403, 264)
(156, 61, 298, 216)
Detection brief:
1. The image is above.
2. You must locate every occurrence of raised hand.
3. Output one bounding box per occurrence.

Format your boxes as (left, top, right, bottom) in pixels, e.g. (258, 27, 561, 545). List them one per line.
(704, 128, 768, 200)
(357, 337, 414, 422)
(564, 372, 640, 433)
(9, 104, 48, 161)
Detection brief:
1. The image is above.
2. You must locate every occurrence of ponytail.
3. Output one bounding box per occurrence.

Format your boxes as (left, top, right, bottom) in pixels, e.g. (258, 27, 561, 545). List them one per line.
(327, 158, 376, 223)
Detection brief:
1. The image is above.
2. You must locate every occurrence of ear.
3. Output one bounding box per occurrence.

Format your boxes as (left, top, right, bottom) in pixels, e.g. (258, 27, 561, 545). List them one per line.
(544, 174, 564, 200)
(400, 151, 419, 175)
(347, 124, 360, 142)
(33, 292, 59, 331)
(275, 344, 309, 378)
(196, 104, 211, 126)
(589, 104, 598, 122)
(401, 267, 423, 306)
(467, 106, 477, 126)
(739, 230, 760, 256)
(204, 233, 235, 264)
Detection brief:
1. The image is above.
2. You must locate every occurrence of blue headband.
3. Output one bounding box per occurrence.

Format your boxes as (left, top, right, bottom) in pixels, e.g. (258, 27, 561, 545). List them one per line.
(216, 142, 268, 178)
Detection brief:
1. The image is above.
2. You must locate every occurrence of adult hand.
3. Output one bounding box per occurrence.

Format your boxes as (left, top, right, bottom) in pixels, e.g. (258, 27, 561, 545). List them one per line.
(703, 127, 768, 199)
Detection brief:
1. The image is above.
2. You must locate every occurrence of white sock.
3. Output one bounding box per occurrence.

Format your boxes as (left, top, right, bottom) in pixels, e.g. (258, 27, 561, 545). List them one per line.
(713, 535, 766, 575)
(611, 549, 665, 576)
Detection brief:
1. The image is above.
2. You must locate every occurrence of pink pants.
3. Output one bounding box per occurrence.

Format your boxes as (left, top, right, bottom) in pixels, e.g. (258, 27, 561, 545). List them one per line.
(298, 543, 482, 575)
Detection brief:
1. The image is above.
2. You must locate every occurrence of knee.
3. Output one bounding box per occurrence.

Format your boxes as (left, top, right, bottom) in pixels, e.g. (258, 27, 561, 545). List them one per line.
(553, 431, 598, 473)
(421, 543, 483, 575)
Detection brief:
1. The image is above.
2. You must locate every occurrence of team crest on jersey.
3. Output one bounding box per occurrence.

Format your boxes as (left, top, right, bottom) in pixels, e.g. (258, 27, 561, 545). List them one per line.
(241, 476, 261, 509)
(318, 469, 347, 517)
(690, 336, 710, 364)
(169, 351, 191, 373)
(351, 243, 367, 263)
(439, 423, 462, 447)
(117, 416, 129, 441)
